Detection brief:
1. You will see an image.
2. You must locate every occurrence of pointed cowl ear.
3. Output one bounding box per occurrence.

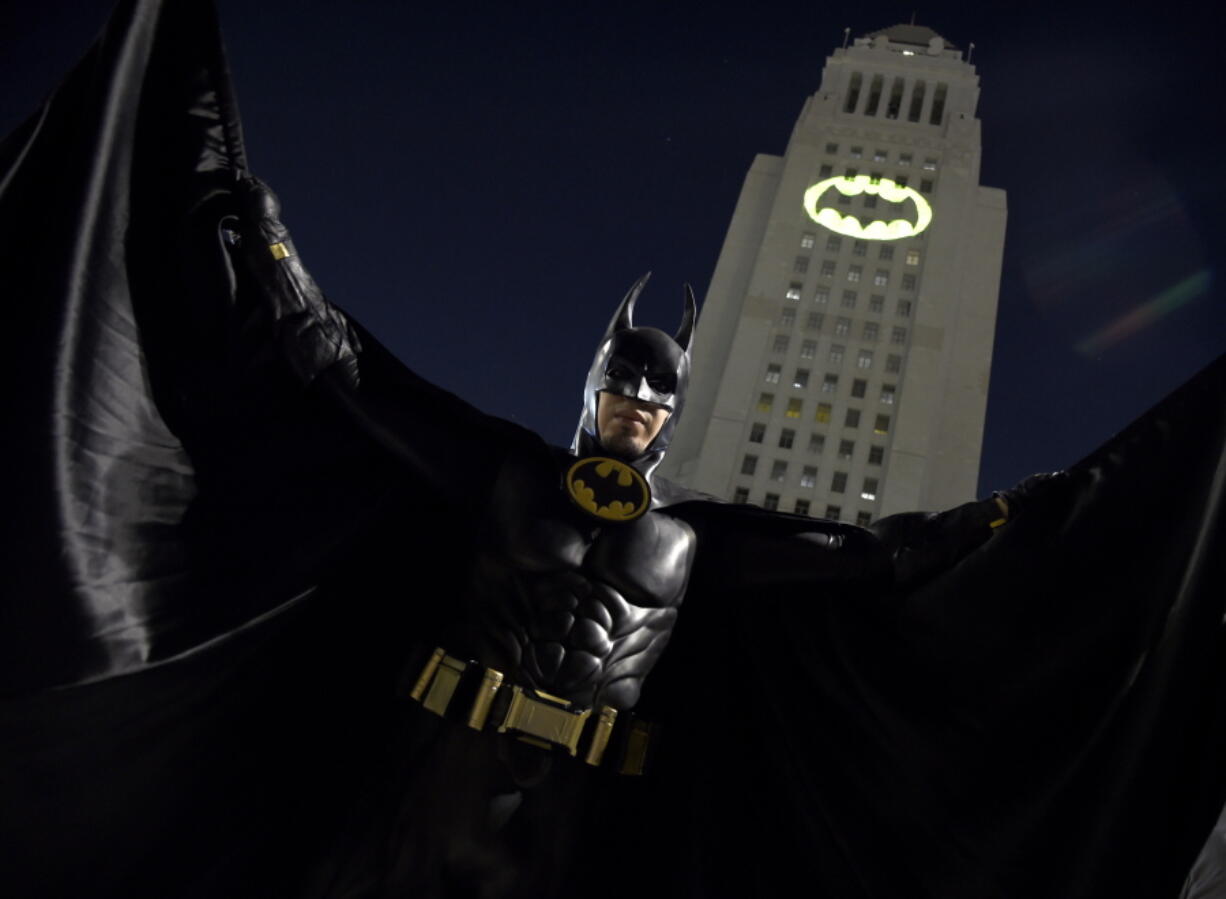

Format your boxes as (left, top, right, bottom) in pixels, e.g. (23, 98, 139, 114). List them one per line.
(674, 284, 696, 353)
(602, 272, 651, 342)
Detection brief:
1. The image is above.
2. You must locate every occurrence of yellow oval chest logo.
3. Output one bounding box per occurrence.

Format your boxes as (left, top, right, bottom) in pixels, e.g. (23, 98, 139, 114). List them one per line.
(565, 457, 651, 522)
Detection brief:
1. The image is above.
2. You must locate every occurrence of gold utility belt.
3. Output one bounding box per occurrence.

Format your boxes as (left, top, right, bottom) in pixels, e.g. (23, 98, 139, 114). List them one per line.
(408, 647, 654, 776)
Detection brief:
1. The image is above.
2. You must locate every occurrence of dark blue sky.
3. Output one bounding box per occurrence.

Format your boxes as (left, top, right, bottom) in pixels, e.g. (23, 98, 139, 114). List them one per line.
(4, 1, 1222, 497)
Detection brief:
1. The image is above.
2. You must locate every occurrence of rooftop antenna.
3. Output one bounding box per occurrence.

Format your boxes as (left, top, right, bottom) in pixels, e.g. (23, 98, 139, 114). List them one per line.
(842, 26, 850, 49)
(967, 41, 975, 63)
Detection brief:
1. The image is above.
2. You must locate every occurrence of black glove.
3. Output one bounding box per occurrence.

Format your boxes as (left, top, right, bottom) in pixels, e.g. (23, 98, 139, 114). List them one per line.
(993, 471, 1071, 523)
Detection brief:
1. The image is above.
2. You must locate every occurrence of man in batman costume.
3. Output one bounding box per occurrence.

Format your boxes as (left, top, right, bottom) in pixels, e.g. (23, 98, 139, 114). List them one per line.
(3, 2, 1226, 898)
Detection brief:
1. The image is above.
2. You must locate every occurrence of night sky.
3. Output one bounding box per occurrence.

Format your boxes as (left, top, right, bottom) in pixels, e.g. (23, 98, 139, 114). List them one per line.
(3, 1, 1222, 498)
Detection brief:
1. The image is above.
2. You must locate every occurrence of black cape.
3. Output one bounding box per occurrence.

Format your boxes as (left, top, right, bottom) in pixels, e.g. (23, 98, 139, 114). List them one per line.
(2, 2, 1224, 896)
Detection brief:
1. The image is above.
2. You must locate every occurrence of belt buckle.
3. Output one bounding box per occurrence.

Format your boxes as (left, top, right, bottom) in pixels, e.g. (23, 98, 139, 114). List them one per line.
(498, 686, 591, 756)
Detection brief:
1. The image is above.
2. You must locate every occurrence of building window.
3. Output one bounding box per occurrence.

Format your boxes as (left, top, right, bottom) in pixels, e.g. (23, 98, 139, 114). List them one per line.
(861, 477, 879, 501)
(807, 433, 826, 453)
(785, 397, 802, 419)
(922, 157, 938, 171)
(841, 290, 858, 309)
(850, 146, 863, 158)
(798, 344, 817, 365)
(831, 472, 848, 493)
(792, 368, 810, 389)
(826, 235, 842, 252)
(773, 334, 791, 352)
(829, 344, 844, 365)
(826, 504, 842, 521)
(852, 240, 867, 257)
(845, 408, 861, 428)
(786, 283, 803, 300)
(821, 373, 838, 393)
(890, 327, 907, 345)
(880, 384, 896, 404)
(862, 322, 879, 342)
(800, 465, 818, 488)
(815, 403, 832, 424)
(793, 257, 809, 274)
(905, 250, 921, 266)
(780, 307, 796, 327)
(873, 149, 887, 162)
(851, 379, 867, 399)
(770, 460, 788, 482)
(758, 393, 774, 413)
(837, 439, 855, 460)
(749, 422, 765, 443)
(879, 245, 894, 261)
(885, 354, 902, 374)
(895, 175, 909, 188)
(898, 152, 912, 166)
(863, 195, 878, 209)
(856, 511, 873, 527)
(836, 191, 852, 206)
(779, 428, 795, 449)
(819, 163, 833, 178)
(847, 265, 862, 283)
(814, 287, 830, 305)
(824, 142, 839, 154)
(874, 414, 891, 435)
(920, 179, 934, 194)
(733, 487, 749, 504)
(741, 454, 758, 475)
(896, 299, 912, 317)
(868, 445, 884, 465)
(901, 274, 917, 291)
(794, 498, 811, 515)
(820, 260, 836, 278)
(844, 167, 859, 179)
(764, 493, 779, 511)
(857, 349, 874, 369)
(835, 317, 851, 337)
(869, 295, 884, 314)
(800, 232, 816, 249)
(765, 363, 781, 383)
(804, 313, 823, 333)
(874, 269, 889, 287)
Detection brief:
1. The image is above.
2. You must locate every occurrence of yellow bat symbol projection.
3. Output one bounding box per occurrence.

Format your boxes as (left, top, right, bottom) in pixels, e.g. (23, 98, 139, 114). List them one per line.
(802, 175, 933, 241)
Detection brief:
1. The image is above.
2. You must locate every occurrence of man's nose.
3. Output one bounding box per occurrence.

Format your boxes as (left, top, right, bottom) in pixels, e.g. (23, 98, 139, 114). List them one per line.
(634, 377, 655, 403)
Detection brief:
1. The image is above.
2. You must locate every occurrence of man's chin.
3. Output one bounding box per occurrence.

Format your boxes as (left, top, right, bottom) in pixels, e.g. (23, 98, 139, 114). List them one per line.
(599, 432, 647, 460)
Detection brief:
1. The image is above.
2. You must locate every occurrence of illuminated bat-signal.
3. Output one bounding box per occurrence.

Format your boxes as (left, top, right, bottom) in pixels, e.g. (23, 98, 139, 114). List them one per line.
(566, 456, 651, 523)
(802, 175, 933, 240)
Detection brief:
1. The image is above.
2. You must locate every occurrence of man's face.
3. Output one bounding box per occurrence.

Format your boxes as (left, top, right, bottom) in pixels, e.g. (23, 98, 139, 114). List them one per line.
(596, 392, 671, 459)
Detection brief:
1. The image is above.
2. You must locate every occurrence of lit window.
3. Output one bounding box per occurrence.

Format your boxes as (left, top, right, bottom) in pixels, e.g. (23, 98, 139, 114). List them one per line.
(815, 403, 832, 424)
(792, 369, 810, 389)
(829, 344, 844, 365)
(785, 397, 802, 419)
(880, 384, 896, 404)
(758, 393, 774, 413)
(733, 487, 749, 504)
(841, 290, 858, 308)
(851, 379, 867, 399)
(856, 511, 873, 527)
(821, 373, 838, 393)
(831, 472, 848, 493)
(835, 317, 851, 337)
(920, 179, 933, 194)
(861, 477, 879, 501)
(801, 232, 816, 249)
(779, 428, 795, 449)
(773, 334, 791, 352)
(857, 350, 874, 369)
(765, 363, 781, 383)
(825, 142, 839, 154)
(922, 157, 938, 171)
(819, 163, 833, 178)
(885, 354, 902, 374)
(837, 439, 855, 459)
(764, 493, 779, 511)
(800, 465, 818, 488)
(770, 460, 788, 482)
(896, 300, 912, 317)
(741, 454, 758, 475)
(780, 307, 796, 327)
(890, 327, 907, 345)
(786, 283, 802, 300)
(825, 504, 842, 521)
(868, 445, 884, 465)
(814, 287, 830, 304)
(878, 245, 894, 261)
(845, 408, 861, 428)
(847, 266, 862, 283)
(901, 274, 916, 291)
(805, 314, 823, 333)
(874, 269, 889, 287)
(905, 250, 921, 266)
(862, 322, 878, 342)
(899, 153, 912, 167)
(826, 235, 842, 252)
(794, 498, 811, 515)
(807, 433, 826, 453)
(850, 146, 863, 158)
(873, 149, 887, 162)
(800, 338, 817, 358)
(749, 422, 765, 443)
(852, 240, 867, 257)
(874, 414, 890, 435)
(869, 295, 884, 314)
(820, 260, 836, 277)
